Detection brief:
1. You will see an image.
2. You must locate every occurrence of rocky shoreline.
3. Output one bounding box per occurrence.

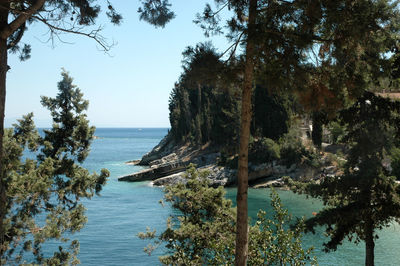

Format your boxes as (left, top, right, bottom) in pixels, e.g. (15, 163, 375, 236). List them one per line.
(118, 135, 340, 188)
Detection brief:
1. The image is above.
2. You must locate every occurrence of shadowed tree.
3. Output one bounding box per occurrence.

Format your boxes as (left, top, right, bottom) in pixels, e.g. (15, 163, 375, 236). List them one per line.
(181, 42, 223, 143)
(299, 92, 400, 266)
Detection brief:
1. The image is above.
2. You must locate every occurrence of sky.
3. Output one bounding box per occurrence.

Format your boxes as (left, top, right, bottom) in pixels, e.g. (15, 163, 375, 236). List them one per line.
(5, 1, 230, 128)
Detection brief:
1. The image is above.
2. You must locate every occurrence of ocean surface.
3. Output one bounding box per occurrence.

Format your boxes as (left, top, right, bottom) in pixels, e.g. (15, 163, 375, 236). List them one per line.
(49, 128, 400, 265)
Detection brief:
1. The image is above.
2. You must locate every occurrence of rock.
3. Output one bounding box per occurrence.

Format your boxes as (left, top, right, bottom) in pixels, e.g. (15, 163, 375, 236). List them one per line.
(118, 161, 186, 182)
(151, 165, 237, 187)
(191, 152, 221, 167)
(248, 167, 273, 182)
(125, 160, 140, 165)
(152, 172, 185, 186)
(139, 134, 175, 165)
(203, 165, 237, 187)
(149, 153, 178, 167)
(126, 132, 340, 187)
(253, 178, 285, 189)
(324, 165, 337, 175)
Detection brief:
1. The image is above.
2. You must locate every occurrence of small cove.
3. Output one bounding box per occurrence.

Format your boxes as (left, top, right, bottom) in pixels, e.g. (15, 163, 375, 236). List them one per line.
(60, 128, 400, 265)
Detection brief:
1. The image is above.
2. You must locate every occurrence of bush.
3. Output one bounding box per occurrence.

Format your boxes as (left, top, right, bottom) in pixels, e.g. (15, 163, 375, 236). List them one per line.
(280, 129, 321, 168)
(328, 121, 346, 144)
(249, 137, 280, 164)
(280, 129, 307, 167)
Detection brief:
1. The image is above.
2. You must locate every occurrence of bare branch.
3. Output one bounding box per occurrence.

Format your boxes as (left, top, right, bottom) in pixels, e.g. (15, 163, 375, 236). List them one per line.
(32, 15, 113, 51)
(220, 31, 244, 62)
(209, 1, 229, 19)
(7, 22, 25, 50)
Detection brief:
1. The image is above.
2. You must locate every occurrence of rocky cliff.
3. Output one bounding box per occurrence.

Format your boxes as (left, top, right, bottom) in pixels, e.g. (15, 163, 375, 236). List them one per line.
(118, 133, 340, 188)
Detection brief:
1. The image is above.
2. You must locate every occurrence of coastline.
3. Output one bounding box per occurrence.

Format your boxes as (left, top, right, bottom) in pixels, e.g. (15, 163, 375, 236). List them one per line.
(118, 133, 340, 189)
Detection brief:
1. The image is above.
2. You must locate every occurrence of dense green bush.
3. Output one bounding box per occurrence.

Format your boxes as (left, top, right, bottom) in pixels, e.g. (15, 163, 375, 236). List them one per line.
(279, 129, 321, 168)
(249, 138, 280, 164)
(279, 129, 308, 167)
(328, 121, 346, 144)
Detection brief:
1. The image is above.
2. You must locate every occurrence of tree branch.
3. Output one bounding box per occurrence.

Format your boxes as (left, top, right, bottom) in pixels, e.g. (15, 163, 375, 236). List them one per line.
(220, 31, 244, 62)
(0, 0, 46, 40)
(209, 1, 229, 19)
(7, 22, 25, 50)
(32, 14, 113, 51)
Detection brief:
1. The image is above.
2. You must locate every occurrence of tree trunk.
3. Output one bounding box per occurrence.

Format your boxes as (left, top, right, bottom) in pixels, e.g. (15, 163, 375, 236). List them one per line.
(365, 218, 375, 266)
(311, 111, 323, 149)
(197, 83, 201, 114)
(0, 7, 8, 257)
(197, 83, 202, 143)
(235, 0, 257, 265)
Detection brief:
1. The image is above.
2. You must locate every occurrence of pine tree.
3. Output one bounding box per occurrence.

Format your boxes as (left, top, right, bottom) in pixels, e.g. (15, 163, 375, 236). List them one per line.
(301, 92, 400, 266)
(0, 0, 123, 252)
(1, 70, 109, 265)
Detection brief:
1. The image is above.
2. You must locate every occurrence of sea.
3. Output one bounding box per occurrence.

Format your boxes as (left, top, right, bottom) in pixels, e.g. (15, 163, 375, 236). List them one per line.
(43, 128, 400, 265)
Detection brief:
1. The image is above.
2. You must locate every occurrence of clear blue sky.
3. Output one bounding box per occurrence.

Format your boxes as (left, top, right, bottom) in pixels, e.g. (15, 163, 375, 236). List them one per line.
(5, 1, 229, 128)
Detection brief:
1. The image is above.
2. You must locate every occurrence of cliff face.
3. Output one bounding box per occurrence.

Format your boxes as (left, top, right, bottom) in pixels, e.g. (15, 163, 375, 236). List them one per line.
(119, 134, 230, 186)
(138, 134, 176, 165)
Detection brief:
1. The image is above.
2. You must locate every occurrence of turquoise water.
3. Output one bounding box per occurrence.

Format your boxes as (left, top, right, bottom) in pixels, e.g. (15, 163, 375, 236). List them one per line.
(68, 128, 400, 265)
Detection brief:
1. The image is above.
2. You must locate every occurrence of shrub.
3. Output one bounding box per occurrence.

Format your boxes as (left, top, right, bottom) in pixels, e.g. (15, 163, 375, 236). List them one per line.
(249, 137, 280, 164)
(328, 121, 346, 144)
(280, 129, 322, 168)
(280, 129, 307, 167)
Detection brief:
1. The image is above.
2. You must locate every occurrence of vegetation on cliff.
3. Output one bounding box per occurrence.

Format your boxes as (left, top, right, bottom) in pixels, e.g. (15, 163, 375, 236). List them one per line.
(167, 42, 294, 153)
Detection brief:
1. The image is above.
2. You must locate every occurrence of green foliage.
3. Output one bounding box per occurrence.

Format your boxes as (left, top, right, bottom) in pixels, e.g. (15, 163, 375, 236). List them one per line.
(300, 92, 400, 264)
(249, 138, 280, 165)
(139, 164, 236, 265)
(137, 0, 175, 28)
(1, 70, 109, 265)
(168, 43, 241, 147)
(252, 86, 290, 141)
(279, 128, 308, 167)
(279, 127, 322, 169)
(139, 165, 316, 265)
(390, 147, 400, 180)
(248, 192, 316, 266)
(328, 121, 346, 145)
